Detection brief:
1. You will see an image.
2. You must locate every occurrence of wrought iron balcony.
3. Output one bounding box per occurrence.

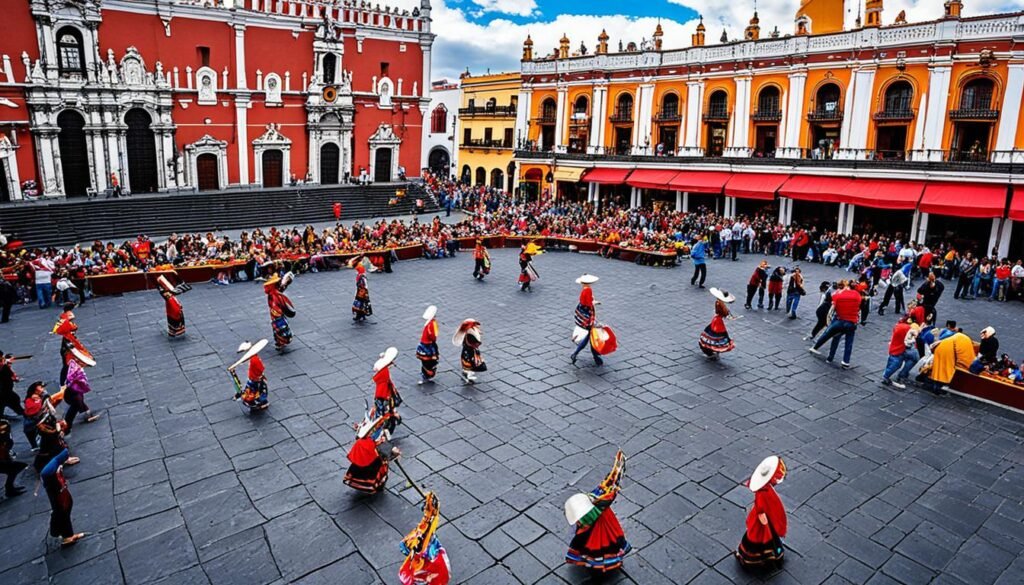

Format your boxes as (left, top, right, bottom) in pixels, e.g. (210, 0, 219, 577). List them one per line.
(752, 109, 782, 122)
(654, 109, 681, 122)
(569, 113, 590, 126)
(872, 109, 915, 122)
(948, 108, 999, 121)
(536, 112, 557, 124)
(458, 105, 517, 117)
(702, 108, 729, 122)
(609, 108, 633, 123)
(464, 139, 513, 150)
(806, 109, 843, 122)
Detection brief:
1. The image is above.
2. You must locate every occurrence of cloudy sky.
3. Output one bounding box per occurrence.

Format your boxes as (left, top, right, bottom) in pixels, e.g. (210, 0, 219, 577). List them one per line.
(387, 0, 1022, 80)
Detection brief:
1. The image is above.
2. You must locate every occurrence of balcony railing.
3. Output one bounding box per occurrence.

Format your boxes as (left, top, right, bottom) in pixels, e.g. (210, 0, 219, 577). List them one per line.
(807, 109, 843, 122)
(537, 112, 557, 124)
(569, 113, 590, 126)
(609, 108, 633, 123)
(654, 109, 681, 122)
(752, 109, 782, 122)
(458, 105, 517, 117)
(949, 108, 999, 121)
(464, 139, 513, 150)
(873, 109, 915, 121)
(703, 108, 729, 122)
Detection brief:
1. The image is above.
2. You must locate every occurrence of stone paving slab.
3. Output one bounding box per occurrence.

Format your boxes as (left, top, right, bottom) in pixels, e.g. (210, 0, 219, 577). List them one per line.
(0, 249, 1022, 584)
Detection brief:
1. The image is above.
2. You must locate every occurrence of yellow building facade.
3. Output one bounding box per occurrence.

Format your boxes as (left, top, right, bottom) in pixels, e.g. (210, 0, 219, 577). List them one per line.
(513, 0, 1024, 257)
(457, 72, 520, 191)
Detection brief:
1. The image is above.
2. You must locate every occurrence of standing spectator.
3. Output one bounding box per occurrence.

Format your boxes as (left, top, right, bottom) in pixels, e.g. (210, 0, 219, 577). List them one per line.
(0, 420, 27, 497)
(744, 260, 768, 310)
(31, 253, 55, 309)
(0, 353, 25, 418)
(0, 276, 15, 323)
(916, 272, 945, 323)
(785, 266, 805, 319)
(809, 280, 861, 368)
(990, 259, 1011, 301)
(954, 253, 977, 300)
(766, 266, 786, 311)
(730, 220, 743, 261)
(718, 225, 732, 260)
(878, 259, 909, 316)
(881, 317, 919, 389)
(690, 236, 708, 288)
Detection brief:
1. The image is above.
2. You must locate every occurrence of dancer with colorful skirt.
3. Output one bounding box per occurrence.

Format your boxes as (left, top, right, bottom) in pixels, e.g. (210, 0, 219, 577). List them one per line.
(699, 287, 736, 359)
(571, 274, 604, 366)
(63, 347, 99, 431)
(564, 450, 631, 572)
(372, 347, 402, 433)
(343, 406, 400, 494)
(155, 274, 191, 337)
(416, 305, 440, 384)
(228, 340, 269, 412)
(472, 239, 490, 281)
(736, 455, 788, 568)
(53, 303, 88, 385)
(399, 491, 451, 585)
(264, 273, 295, 350)
(518, 241, 542, 292)
(352, 256, 373, 322)
(454, 319, 486, 383)
(41, 448, 84, 547)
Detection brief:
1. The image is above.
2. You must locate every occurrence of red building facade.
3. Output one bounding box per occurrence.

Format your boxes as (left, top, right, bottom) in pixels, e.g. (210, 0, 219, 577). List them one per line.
(0, 0, 434, 200)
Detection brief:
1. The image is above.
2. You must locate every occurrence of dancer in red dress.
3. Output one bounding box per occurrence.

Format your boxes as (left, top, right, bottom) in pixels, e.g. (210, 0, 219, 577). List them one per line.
(156, 274, 191, 337)
(736, 455, 788, 568)
(372, 347, 402, 433)
(263, 273, 295, 350)
(415, 305, 439, 384)
(699, 287, 736, 359)
(343, 407, 399, 494)
(564, 450, 631, 572)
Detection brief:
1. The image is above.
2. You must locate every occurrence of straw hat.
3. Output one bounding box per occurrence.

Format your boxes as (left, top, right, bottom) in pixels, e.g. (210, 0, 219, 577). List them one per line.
(452, 319, 482, 347)
(575, 274, 599, 285)
(373, 347, 398, 372)
(710, 287, 736, 303)
(423, 305, 437, 321)
(749, 455, 781, 492)
(564, 493, 595, 525)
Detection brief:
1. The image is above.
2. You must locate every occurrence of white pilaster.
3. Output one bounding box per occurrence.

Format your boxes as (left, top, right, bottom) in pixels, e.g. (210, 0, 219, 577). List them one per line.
(236, 97, 250, 184)
(837, 203, 847, 233)
(234, 25, 247, 89)
(845, 204, 856, 234)
(514, 88, 531, 148)
(682, 191, 689, 212)
(778, 71, 806, 159)
(587, 85, 607, 154)
(725, 75, 752, 157)
(421, 43, 432, 100)
(675, 191, 682, 212)
(994, 219, 1013, 258)
(993, 62, 1024, 163)
(916, 212, 929, 244)
(682, 81, 704, 156)
(555, 86, 568, 150)
(837, 67, 876, 159)
(916, 63, 952, 162)
(633, 82, 655, 155)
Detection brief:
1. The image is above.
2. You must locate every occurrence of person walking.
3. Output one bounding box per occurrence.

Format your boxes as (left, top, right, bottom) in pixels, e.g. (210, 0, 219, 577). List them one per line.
(804, 281, 833, 342)
(878, 260, 910, 316)
(690, 236, 708, 288)
(881, 317, 919, 389)
(809, 280, 861, 368)
(785, 267, 805, 319)
(0, 277, 15, 324)
(571, 274, 604, 366)
(916, 272, 944, 323)
(744, 260, 769, 310)
(0, 420, 27, 497)
(41, 448, 85, 546)
(0, 353, 25, 419)
(62, 348, 100, 433)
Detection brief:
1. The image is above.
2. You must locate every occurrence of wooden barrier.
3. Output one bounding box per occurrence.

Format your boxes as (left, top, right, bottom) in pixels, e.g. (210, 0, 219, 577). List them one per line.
(950, 369, 1024, 413)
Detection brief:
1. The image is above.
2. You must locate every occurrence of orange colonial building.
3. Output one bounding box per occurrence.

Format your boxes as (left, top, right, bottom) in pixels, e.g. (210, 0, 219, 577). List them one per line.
(513, 0, 1024, 257)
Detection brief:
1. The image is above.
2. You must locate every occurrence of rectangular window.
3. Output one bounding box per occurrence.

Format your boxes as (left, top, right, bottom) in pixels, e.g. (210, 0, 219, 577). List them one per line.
(484, 128, 493, 143)
(463, 128, 472, 144)
(503, 128, 513, 147)
(198, 46, 210, 68)
(380, 62, 389, 77)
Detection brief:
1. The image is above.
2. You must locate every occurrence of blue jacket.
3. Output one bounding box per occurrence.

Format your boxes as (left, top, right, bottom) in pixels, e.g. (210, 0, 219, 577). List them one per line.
(691, 241, 707, 264)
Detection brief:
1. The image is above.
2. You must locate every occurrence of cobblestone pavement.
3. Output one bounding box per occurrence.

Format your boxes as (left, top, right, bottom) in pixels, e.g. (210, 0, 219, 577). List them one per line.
(1, 249, 1022, 585)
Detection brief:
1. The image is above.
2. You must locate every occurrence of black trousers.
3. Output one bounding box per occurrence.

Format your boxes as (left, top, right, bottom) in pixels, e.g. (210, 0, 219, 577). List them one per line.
(954, 276, 972, 299)
(810, 307, 830, 339)
(691, 264, 706, 286)
(0, 459, 26, 490)
(473, 258, 485, 278)
(878, 285, 904, 313)
(745, 285, 764, 307)
(0, 389, 24, 417)
(1, 300, 11, 323)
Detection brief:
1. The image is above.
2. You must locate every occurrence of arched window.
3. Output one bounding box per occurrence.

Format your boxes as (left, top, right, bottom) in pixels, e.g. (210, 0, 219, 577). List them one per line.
(814, 83, 841, 115)
(707, 90, 728, 117)
(615, 93, 633, 119)
(490, 168, 504, 189)
(322, 53, 337, 85)
(475, 167, 486, 186)
(573, 95, 589, 116)
(882, 81, 913, 114)
(960, 78, 994, 111)
(541, 98, 557, 120)
(431, 105, 447, 134)
(460, 164, 471, 183)
(661, 93, 680, 118)
(757, 86, 780, 114)
(57, 27, 85, 77)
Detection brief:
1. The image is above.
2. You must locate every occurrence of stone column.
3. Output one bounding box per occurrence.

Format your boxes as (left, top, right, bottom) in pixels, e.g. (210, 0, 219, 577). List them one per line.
(588, 85, 607, 154)
(633, 82, 655, 155)
(911, 63, 951, 162)
(236, 95, 251, 184)
(555, 86, 568, 151)
(681, 81, 704, 156)
(234, 25, 247, 89)
(725, 74, 752, 157)
(837, 67, 876, 160)
(778, 71, 806, 158)
(993, 61, 1024, 163)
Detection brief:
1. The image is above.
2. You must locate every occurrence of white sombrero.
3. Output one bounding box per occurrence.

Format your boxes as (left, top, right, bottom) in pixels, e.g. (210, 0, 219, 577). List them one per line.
(373, 346, 398, 372)
(230, 339, 268, 370)
(749, 455, 781, 492)
(70, 347, 96, 367)
(423, 305, 437, 321)
(452, 319, 482, 347)
(710, 287, 736, 304)
(564, 493, 596, 525)
(575, 274, 599, 285)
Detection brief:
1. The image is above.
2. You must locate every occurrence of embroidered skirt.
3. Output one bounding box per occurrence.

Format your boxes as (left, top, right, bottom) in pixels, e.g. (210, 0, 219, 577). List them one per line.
(699, 325, 734, 355)
(566, 508, 631, 571)
(271, 316, 292, 347)
(416, 342, 439, 379)
(736, 531, 785, 567)
(461, 346, 487, 372)
(344, 457, 389, 494)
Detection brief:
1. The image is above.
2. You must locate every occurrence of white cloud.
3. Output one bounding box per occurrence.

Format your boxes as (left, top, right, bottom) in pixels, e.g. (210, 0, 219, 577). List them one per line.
(386, 0, 1023, 81)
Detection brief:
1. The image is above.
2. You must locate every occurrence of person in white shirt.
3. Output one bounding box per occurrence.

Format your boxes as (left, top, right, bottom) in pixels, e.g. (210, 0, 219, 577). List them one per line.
(31, 255, 55, 309)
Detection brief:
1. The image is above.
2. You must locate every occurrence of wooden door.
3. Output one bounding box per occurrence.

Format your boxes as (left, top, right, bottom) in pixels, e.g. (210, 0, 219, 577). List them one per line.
(196, 153, 219, 191)
(262, 150, 283, 188)
(57, 110, 90, 197)
(125, 109, 158, 193)
(320, 143, 339, 184)
(374, 148, 392, 182)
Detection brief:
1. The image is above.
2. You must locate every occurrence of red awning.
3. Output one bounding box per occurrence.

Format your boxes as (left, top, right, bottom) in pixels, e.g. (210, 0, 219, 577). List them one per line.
(667, 171, 732, 194)
(626, 169, 681, 190)
(842, 179, 925, 210)
(778, 175, 853, 204)
(1010, 186, 1024, 222)
(919, 182, 1008, 218)
(724, 173, 787, 201)
(581, 167, 633, 185)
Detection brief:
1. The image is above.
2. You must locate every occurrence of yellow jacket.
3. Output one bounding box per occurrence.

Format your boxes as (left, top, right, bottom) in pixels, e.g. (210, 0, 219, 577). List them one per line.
(929, 332, 976, 385)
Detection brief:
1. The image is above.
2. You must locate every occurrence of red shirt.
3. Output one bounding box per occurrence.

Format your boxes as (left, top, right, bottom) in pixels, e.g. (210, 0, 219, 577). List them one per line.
(579, 287, 593, 306)
(888, 322, 911, 356)
(831, 289, 862, 322)
(909, 305, 926, 325)
(995, 265, 1011, 279)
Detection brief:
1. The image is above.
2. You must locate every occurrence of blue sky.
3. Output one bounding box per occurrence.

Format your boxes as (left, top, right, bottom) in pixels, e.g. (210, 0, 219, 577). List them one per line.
(448, 0, 698, 25)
